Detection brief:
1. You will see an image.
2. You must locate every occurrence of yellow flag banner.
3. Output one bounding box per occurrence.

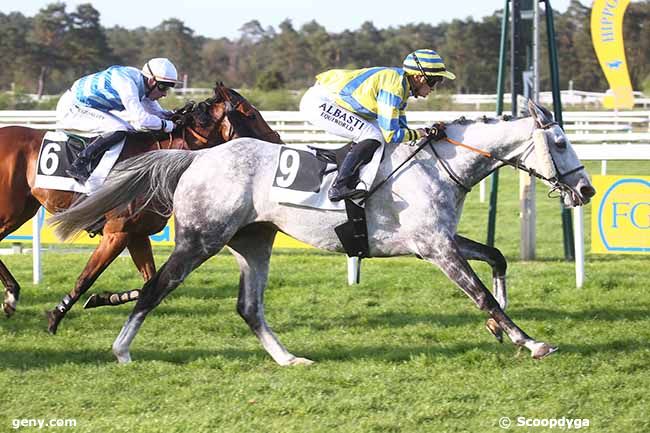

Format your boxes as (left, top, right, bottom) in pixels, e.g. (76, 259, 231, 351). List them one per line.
(590, 0, 634, 109)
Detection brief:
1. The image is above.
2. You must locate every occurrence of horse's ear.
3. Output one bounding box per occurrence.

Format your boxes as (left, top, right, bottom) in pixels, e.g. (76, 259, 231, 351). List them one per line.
(527, 99, 553, 127)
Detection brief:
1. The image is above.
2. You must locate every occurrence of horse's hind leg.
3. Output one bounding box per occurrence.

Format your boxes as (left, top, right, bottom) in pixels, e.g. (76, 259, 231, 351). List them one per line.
(455, 235, 507, 342)
(0, 198, 40, 317)
(228, 224, 313, 366)
(46, 232, 130, 334)
(83, 233, 154, 309)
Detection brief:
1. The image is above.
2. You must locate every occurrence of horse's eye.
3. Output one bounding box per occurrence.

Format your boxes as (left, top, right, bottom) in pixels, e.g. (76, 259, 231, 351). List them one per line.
(556, 137, 567, 150)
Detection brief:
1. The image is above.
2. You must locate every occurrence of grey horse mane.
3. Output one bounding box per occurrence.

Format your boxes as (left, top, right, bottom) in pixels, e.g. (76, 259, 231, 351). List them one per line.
(448, 114, 521, 126)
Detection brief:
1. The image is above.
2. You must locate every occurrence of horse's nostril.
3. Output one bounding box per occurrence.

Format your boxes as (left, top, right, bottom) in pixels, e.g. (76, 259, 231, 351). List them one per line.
(581, 185, 596, 198)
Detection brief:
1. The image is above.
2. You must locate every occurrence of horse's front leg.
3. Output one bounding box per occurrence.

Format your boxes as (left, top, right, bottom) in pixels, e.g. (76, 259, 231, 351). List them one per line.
(0, 198, 41, 316)
(455, 234, 507, 342)
(419, 237, 557, 359)
(0, 260, 20, 317)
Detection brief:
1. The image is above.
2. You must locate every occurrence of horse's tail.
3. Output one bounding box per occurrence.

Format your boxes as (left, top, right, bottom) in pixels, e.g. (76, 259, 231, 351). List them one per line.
(49, 149, 200, 240)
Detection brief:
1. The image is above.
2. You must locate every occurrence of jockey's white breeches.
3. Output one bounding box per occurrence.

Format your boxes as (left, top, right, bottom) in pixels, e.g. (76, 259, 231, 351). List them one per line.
(55, 90, 133, 135)
(299, 85, 384, 150)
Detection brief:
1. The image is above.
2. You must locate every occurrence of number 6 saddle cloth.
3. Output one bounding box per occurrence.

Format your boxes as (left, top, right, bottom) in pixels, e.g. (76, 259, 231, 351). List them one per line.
(269, 142, 384, 211)
(34, 130, 125, 194)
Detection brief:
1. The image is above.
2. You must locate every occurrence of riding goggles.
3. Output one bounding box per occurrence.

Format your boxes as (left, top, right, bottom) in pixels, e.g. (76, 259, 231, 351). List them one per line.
(424, 75, 444, 88)
(156, 82, 176, 91)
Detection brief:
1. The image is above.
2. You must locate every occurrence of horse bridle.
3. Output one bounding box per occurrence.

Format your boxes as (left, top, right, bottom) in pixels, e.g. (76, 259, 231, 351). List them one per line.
(503, 122, 586, 202)
(431, 121, 585, 202)
(177, 88, 282, 146)
(213, 85, 282, 143)
(178, 96, 239, 145)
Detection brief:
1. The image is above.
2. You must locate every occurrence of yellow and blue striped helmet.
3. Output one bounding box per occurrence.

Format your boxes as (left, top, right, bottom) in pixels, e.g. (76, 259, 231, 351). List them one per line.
(403, 49, 456, 80)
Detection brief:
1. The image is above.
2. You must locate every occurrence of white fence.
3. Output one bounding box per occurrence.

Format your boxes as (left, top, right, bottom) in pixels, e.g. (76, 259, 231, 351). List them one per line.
(451, 90, 650, 109)
(2, 110, 649, 146)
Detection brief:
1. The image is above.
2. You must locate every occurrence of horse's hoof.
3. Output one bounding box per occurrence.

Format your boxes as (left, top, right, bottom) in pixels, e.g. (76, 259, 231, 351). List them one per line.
(114, 350, 132, 364)
(287, 357, 315, 366)
(485, 318, 503, 343)
(45, 310, 62, 335)
(83, 294, 101, 309)
(3, 292, 17, 317)
(531, 343, 558, 360)
(113, 344, 132, 363)
(3, 302, 16, 317)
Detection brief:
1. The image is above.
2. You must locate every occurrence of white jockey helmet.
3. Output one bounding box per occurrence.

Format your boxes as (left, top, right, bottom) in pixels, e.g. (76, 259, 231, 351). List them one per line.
(141, 58, 182, 86)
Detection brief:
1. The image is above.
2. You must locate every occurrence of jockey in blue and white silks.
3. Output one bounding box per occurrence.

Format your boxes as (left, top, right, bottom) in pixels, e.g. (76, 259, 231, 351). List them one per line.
(299, 49, 456, 202)
(56, 58, 182, 183)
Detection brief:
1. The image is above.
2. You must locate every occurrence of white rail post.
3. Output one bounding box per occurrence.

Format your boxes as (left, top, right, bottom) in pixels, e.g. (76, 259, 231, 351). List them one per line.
(479, 178, 486, 202)
(347, 256, 360, 285)
(519, 172, 536, 260)
(32, 207, 43, 284)
(573, 206, 585, 288)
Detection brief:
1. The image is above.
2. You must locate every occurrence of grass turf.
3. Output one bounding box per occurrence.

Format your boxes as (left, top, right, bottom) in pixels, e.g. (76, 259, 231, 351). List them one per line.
(1, 160, 648, 432)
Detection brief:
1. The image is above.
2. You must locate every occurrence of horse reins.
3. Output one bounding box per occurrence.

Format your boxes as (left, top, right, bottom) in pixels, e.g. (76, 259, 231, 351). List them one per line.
(362, 121, 585, 203)
(155, 133, 179, 150)
(186, 126, 210, 144)
(359, 136, 435, 204)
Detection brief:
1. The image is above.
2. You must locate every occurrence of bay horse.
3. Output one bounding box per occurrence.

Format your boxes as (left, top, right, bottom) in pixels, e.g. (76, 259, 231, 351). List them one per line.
(50, 100, 595, 364)
(0, 83, 282, 334)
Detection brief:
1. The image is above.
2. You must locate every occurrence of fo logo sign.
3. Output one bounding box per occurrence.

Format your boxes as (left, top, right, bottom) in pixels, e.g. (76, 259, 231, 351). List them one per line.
(591, 176, 649, 254)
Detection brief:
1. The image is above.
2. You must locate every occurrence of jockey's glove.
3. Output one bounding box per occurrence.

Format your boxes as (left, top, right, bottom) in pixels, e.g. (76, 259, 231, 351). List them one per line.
(426, 123, 447, 141)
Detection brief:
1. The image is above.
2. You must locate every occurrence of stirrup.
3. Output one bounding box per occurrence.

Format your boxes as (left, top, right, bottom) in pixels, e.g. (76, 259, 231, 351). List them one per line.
(328, 186, 368, 202)
(66, 158, 91, 182)
(66, 167, 90, 183)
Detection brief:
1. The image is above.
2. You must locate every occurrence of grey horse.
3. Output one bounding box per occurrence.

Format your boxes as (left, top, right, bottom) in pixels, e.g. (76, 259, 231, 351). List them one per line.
(50, 100, 595, 365)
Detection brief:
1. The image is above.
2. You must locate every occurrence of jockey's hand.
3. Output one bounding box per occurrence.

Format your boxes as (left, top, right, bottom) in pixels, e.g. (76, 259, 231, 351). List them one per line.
(173, 117, 185, 128)
(173, 100, 196, 116)
(162, 119, 175, 133)
(426, 123, 447, 141)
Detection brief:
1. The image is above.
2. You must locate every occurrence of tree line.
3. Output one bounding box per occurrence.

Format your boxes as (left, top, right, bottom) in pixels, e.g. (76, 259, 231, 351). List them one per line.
(1, 1, 648, 98)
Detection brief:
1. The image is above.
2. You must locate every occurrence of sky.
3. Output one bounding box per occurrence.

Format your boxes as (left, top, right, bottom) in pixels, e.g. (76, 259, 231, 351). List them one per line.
(3, 0, 596, 40)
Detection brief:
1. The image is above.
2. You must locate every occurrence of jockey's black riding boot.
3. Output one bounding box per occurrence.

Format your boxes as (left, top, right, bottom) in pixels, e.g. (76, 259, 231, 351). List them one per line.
(328, 139, 381, 202)
(66, 130, 127, 183)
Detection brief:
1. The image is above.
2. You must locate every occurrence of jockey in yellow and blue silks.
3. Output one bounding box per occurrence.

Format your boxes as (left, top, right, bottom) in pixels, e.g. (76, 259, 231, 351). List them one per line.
(299, 49, 455, 202)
